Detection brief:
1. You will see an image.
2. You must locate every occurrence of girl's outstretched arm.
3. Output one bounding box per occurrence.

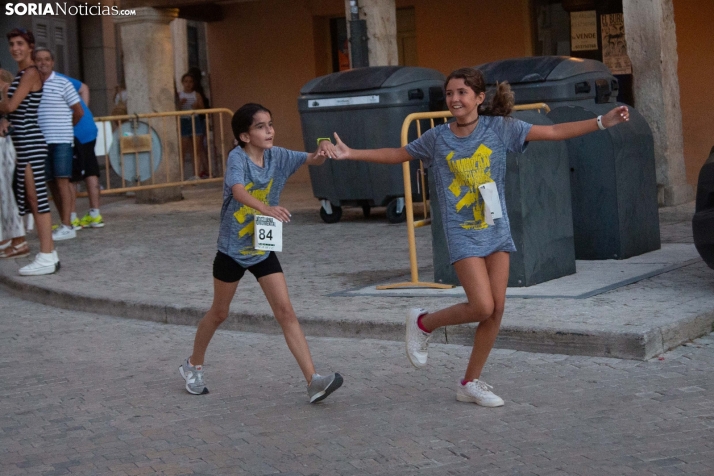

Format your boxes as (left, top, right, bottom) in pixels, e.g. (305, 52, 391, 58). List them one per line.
(332, 132, 413, 164)
(525, 105, 630, 142)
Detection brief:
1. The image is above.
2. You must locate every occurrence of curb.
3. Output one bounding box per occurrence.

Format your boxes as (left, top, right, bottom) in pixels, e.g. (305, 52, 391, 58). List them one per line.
(2, 273, 712, 361)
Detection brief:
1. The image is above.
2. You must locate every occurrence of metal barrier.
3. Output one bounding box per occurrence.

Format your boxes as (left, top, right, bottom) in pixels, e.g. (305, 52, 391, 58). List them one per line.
(377, 103, 551, 290)
(84, 108, 234, 195)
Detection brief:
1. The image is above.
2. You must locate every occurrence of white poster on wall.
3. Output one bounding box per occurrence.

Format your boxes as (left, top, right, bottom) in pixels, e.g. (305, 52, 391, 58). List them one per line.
(601, 13, 632, 75)
(570, 10, 598, 51)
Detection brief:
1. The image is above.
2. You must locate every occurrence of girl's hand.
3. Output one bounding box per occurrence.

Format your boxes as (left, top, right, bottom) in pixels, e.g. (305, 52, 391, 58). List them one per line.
(332, 132, 352, 160)
(261, 205, 291, 223)
(316, 138, 337, 159)
(602, 105, 629, 128)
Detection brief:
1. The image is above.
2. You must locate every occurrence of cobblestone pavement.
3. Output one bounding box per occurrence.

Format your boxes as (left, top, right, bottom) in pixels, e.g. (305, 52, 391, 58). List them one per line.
(2, 289, 713, 475)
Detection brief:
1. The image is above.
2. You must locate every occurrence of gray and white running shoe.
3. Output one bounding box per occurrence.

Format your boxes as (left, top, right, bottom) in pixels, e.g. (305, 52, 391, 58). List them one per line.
(307, 373, 343, 403)
(179, 358, 209, 395)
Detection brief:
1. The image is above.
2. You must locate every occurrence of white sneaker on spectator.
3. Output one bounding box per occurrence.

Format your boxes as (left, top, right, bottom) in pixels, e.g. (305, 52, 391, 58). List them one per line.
(19, 252, 59, 276)
(52, 250, 60, 271)
(456, 379, 505, 407)
(52, 225, 76, 241)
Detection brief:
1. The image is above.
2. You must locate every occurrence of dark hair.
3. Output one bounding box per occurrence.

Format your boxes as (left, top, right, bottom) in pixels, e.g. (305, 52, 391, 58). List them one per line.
(7, 28, 35, 49)
(187, 67, 209, 107)
(180, 73, 194, 86)
(445, 67, 514, 117)
(232, 103, 272, 147)
(187, 67, 204, 94)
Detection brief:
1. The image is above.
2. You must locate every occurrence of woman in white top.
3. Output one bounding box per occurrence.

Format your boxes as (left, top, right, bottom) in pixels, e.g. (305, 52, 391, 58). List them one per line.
(178, 73, 208, 179)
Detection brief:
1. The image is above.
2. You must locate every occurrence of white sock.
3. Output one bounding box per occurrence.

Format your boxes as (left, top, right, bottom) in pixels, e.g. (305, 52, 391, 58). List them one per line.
(89, 208, 100, 218)
(70, 212, 77, 222)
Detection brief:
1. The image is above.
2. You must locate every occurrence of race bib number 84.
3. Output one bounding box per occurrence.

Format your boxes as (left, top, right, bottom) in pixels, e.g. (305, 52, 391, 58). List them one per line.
(253, 215, 283, 252)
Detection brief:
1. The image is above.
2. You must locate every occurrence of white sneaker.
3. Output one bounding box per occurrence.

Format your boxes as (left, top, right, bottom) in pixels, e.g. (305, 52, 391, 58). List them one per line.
(406, 308, 430, 368)
(456, 379, 505, 407)
(52, 225, 76, 241)
(19, 252, 59, 276)
(52, 250, 60, 271)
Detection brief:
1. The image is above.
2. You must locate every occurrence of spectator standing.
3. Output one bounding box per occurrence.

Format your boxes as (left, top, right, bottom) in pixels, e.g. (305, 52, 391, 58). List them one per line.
(0, 29, 58, 275)
(57, 72, 104, 229)
(34, 47, 83, 241)
(112, 81, 127, 116)
(178, 72, 208, 179)
(187, 67, 209, 108)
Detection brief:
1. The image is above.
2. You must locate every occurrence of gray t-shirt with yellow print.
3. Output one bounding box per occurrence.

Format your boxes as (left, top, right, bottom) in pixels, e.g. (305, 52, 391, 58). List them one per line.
(217, 146, 307, 267)
(405, 116, 531, 263)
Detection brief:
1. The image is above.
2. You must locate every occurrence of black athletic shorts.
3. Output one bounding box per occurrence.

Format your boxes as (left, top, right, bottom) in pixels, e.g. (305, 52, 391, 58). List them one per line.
(71, 138, 100, 183)
(212, 251, 283, 283)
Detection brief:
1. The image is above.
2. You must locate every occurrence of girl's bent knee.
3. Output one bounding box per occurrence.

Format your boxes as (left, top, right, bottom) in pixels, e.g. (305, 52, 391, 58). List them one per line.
(485, 312, 503, 327)
(274, 309, 298, 327)
(492, 304, 505, 318)
(467, 301, 494, 321)
(207, 308, 230, 325)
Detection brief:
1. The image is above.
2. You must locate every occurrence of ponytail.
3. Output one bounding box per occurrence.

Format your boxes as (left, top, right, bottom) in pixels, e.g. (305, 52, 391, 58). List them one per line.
(479, 82, 514, 117)
(445, 68, 514, 117)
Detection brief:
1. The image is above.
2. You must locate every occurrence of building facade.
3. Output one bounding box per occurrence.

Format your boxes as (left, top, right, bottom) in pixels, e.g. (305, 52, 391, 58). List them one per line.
(4, 0, 712, 205)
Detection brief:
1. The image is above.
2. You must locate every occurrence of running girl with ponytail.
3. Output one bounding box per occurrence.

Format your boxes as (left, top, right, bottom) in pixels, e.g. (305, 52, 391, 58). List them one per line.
(327, 67, 630, 407)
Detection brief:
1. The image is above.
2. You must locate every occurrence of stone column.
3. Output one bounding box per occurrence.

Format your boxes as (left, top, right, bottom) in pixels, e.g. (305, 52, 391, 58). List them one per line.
(344, 0, 398, 67)
(78, 7, 118, 116)
(115, 7, 183, 204)
(623, 0, 694, 206)
(171, 18, 189, 93)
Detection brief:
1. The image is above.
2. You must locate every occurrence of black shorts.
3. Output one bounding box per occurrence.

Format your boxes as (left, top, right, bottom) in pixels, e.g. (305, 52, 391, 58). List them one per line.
(71, 138, 100, 183)
(212, 251, 283, 283)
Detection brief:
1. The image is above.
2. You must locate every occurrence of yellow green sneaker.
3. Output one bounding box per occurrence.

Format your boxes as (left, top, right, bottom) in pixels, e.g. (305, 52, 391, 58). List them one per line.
(54, 218, 82, 231)
(80, 213, 104, 228)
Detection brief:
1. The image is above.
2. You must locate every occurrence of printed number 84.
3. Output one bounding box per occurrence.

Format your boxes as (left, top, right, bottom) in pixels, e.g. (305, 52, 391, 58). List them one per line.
(259, 229, 273, 240)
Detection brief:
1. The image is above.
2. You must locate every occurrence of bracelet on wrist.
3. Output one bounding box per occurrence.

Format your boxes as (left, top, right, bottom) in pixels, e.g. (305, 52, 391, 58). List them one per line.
(596, 115, 606, 131)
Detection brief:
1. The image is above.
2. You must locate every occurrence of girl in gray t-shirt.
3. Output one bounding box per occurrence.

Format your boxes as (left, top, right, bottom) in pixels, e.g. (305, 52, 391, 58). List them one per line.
(328, 67, 631, 407)
(179, 103, 344, 403)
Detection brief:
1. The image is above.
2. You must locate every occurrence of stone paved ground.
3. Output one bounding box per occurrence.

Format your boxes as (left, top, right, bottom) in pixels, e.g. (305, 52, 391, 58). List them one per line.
(2, 289, 713, 475)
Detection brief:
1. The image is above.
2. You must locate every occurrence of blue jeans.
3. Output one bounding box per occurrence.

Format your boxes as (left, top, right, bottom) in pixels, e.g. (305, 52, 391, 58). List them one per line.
(45, 142, 74, 181)
(180, 116, 206, 137)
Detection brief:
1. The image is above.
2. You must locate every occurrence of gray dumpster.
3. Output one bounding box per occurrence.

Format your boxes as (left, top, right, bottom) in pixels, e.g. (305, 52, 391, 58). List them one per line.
(431, 110, 575, 287)
(476, 56, 660, 260)
(693, 146, 714, 269)
(298, 66, 445, 223)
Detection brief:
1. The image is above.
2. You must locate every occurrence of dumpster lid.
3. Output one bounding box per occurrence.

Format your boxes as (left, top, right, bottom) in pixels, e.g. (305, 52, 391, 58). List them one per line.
(474, 56, 612, 84)
(300, 66, 444, 95)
